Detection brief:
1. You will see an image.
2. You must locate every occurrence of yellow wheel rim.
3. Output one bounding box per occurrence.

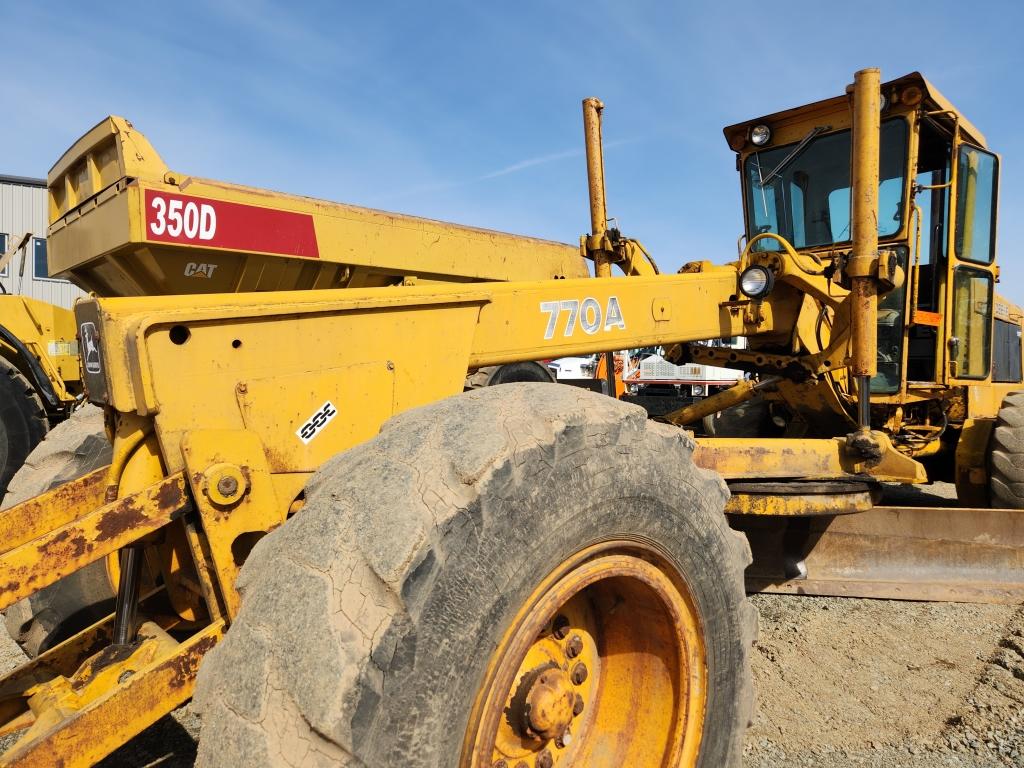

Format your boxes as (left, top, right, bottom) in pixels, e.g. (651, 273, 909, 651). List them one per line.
(463, 540, 707, 767)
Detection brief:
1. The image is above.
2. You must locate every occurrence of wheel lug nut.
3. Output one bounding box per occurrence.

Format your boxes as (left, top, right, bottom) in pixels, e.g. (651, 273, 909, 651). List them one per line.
(572, 693, 585, 716)
(571, 662, 588, 685)
(552, 614, 571, 639)
(565, 634, 584, 658)
(536, 750, 554, 768)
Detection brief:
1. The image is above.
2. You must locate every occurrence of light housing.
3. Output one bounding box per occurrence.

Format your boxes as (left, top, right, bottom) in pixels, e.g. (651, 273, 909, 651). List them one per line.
(750, 124, 771, 146)
(691, 384, 706, 397)
(739, 265, 775, 299)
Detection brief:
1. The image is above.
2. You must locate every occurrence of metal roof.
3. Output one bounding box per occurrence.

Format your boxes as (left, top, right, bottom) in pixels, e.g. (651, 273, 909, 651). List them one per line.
(0, 174, 46, 189)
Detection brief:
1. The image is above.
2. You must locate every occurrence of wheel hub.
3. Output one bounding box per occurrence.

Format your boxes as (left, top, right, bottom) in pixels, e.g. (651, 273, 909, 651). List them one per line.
(466, 546, 708, 768)
(515, 665, 575, 741)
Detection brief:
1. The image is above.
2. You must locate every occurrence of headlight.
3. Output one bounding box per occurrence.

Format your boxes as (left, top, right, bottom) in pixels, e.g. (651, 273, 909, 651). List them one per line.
(739, 265, 775, 299)
(750, 124, 771, 146)
(692, 384, 706, 397)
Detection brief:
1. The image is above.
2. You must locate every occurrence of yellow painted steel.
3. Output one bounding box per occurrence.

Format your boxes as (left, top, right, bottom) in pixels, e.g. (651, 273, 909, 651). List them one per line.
(0, 295, 81, 404)
(1, 621, 224, 767)
(0, 473, 189, 612)
(462, 541, 706, 767)
(46, 117, 588, 296)
(725, 490, 876, 516)
(847, 68, 881, 381)
(693, 435, 926, 483)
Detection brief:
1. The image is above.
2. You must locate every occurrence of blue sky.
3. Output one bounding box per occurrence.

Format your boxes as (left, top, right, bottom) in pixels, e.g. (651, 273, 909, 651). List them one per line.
(3, 1, 1023, 300)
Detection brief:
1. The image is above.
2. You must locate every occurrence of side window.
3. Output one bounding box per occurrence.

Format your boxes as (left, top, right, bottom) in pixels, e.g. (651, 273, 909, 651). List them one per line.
(33, 238, 49, 279)
(31, 238, 70, 283)
(951, 267, 992, 379)
(955, 146, 998, 264)
(0, 232, 7, 276)
(993, 318, 1023, 383)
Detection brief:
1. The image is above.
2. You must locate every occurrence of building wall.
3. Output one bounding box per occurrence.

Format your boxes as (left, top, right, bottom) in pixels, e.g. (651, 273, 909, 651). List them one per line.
(0, 175, 87, 309)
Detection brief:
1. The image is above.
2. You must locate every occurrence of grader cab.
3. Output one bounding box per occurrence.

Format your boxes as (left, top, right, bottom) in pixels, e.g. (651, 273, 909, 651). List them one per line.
(0, 68, 1019, 767)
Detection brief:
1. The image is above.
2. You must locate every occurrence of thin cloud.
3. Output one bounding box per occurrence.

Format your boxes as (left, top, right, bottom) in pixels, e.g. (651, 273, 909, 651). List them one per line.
(481, 147, 582, 179)
(480, 137, 640, 180)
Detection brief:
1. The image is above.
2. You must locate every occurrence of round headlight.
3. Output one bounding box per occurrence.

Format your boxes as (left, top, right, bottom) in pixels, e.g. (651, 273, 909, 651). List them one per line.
(739, 265, 774, 299)
(692, 384, 706, 397)
(750, 124, 771, 146)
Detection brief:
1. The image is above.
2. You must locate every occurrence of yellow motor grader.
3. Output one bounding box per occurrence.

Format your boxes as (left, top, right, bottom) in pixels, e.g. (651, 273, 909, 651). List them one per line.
(0, 68, 1019, 767)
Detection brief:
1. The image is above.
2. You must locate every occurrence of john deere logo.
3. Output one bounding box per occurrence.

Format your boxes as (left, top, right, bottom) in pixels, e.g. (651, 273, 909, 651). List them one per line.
(80, 322, 101, 374)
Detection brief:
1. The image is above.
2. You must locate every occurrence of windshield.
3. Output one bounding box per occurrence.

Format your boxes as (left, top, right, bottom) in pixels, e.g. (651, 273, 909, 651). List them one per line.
(744, 119, 909, 251)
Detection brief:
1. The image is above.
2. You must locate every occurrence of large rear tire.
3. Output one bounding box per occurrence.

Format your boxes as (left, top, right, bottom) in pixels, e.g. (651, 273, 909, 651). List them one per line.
(2, 405, 116, 656)
(0, 357, 49, 499)
(990, 392, 1024, 508)
(195, 383, 756, 767)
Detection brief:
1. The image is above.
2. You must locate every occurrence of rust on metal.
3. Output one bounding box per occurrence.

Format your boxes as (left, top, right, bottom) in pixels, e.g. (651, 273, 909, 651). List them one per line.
(0, 621, 224, 768)
(0, 467, 108, 553)
(725, 490, 875, 516)
(93, 498, 149, 541)
(0, 473, 190, 612)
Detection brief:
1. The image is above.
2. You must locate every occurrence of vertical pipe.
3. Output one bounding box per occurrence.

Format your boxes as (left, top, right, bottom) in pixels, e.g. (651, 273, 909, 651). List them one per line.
(849, 68, 881, 429)
(112, 544, 144, 645)
(582, 97, 611, 279)
(583, 97, 618, 398)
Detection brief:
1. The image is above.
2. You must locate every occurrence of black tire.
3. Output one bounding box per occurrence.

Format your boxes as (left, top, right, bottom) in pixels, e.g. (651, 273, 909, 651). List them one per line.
(2, 405, 116, 656)
(0, 357, 49, 499)
(990, 392, 1024, 507)
(465, 361, 556, 388)
(195, 383, 755, 767)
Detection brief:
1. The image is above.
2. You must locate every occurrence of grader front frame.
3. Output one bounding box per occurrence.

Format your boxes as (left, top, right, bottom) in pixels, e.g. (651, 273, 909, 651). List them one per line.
(0, 68, 1019, 766)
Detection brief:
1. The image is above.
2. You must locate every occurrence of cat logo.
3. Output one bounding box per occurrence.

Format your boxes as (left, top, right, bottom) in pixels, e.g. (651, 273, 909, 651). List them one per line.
(80, 322, 101, 374)
(184, 262, 219, 278)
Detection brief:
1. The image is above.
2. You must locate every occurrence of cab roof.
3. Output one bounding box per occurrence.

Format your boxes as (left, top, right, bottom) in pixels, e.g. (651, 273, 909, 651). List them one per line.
(723, 72, 985, 151)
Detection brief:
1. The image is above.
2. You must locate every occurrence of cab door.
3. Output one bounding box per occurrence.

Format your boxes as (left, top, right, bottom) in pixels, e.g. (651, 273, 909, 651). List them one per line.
(946, 144, 999, 383)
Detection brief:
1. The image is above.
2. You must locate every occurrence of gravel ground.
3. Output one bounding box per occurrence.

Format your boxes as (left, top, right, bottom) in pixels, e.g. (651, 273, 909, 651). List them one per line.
(1, 480, 1020, 766)
(744, 594, 1024, 767)
(4, 594, 1020, 767)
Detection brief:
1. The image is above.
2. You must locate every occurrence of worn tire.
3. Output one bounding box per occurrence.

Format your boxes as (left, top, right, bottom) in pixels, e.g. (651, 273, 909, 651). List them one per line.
(2, 405, 116, 656)
(990, 392, 1024, 507)
(0, 357, 49, 499)
(195, 383, 756, 767)
(465, 361, 556, 388)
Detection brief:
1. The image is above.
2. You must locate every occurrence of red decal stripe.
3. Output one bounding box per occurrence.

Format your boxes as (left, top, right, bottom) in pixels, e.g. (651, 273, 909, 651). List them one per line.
(144, 189, 319, 259)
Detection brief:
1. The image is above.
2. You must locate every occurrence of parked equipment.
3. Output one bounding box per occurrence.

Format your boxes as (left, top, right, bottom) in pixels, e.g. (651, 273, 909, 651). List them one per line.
(0, 69, 1020, 767)
(0, 233, 81, 495)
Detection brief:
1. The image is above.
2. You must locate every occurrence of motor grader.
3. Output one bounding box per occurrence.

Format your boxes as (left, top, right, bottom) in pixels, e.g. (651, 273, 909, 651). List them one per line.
(0, 67, 1019, 767)
(0, 234, 82, 496)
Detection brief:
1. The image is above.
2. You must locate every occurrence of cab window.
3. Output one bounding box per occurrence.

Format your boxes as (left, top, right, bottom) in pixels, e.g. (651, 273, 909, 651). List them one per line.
(951, 267, 992, 379)
(955, 146, 998, 264)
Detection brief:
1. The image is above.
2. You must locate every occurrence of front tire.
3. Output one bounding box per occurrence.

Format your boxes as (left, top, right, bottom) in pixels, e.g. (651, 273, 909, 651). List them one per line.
(0, 357, 49, 498)
(990, 392, 1024, 507)
(195, 383, 755, 767)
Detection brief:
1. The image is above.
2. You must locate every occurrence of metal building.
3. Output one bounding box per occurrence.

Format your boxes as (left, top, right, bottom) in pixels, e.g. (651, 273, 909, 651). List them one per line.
(0, 174, 86, 308)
